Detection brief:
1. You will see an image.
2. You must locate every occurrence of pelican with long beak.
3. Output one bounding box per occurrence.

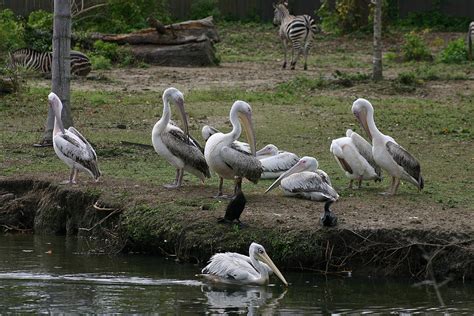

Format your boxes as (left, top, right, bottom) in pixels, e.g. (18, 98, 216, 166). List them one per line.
(204, 101, 262, 197)
(352, 98, 424, 195)
(202, 125, 251, 155)
(265, 156, 339, 202)
(48, 92, 101, 184)
(152, 87, 210, 188)
(199, 242, 288, 286)
(330, 129, 382, 189)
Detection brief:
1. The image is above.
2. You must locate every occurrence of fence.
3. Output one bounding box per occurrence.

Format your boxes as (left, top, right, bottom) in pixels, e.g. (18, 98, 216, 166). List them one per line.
(2, 0, 474, 21)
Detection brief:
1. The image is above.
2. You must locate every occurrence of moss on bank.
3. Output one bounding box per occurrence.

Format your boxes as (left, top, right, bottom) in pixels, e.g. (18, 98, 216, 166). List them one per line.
(1, 178, 472, 281)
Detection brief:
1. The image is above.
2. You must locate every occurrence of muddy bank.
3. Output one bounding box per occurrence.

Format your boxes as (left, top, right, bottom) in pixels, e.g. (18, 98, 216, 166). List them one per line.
(0, 178, 472, 280)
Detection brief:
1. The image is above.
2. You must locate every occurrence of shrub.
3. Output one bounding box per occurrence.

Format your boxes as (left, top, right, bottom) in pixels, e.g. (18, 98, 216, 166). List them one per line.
(438, 38, 467, 64)
(93, 40, 136, 67)
(90, 55, 112, 70)
(402, 32, 432, 61)
(189, 0, 221, 20)
(24, 10, 53, 51)
(0, 9, 24, 54)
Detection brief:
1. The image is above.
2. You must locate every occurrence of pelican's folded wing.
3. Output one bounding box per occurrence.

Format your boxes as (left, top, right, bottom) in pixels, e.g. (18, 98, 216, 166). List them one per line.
(260, 152, 299, 173)
(162, 129, 210, 178)
(350, 131, 381, 177)
(67, 126, 97, 160)
(221, 146, 262, 183)
(55, 133, 100, 177)
(386, 141, 423, 187)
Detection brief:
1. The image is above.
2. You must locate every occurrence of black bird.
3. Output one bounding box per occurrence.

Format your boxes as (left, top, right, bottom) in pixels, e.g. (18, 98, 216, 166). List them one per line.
(218, 191, 247, 227)
(320, 201, 338, 227)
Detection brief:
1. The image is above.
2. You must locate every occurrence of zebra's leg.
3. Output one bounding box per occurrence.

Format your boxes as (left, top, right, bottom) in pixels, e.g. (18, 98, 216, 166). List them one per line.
(303, 42, 311, 70)
(282, 39, 288, 69)
(291, 48, 301, 70)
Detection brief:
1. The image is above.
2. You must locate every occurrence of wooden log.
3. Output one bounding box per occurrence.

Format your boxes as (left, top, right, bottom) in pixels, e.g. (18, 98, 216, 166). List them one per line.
(128, 40, 219, 67)
(90, 16, 220, 46)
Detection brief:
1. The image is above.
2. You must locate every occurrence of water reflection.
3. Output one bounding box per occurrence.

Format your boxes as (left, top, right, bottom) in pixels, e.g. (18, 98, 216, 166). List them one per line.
(202, 283, 287, 315)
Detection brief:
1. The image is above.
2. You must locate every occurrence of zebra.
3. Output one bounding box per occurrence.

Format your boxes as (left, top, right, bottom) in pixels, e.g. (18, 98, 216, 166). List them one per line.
(468, 21, 474, 61)
(273, 1, 318, 70)
(9, 48, 92, 76)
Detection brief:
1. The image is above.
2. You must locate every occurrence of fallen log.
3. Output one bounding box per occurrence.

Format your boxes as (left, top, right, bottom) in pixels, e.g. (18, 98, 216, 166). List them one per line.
(128, 40, 219, 67)
(90, 16, 220, 46)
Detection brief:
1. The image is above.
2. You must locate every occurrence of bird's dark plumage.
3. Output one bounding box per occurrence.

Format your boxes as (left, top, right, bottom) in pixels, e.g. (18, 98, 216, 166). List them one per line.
(320, 201, 338, 227)
(218, 191, 247, 227)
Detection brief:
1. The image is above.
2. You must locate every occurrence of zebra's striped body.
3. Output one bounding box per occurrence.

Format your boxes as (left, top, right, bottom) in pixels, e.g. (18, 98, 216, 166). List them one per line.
(273, 2, 317, 70)
(468, 21, 474, 60)
(9, 48, 92, 76)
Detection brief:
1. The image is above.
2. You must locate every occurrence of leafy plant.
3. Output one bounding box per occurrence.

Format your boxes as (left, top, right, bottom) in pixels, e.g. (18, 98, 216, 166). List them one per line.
(92, 40, 135, 67)
(0, 9, 25, 54)
(90, 55, 112, 70)
(189, 0, 220, 20)
(24, 10, 53, 51)
(402, 32, 432, 61)
(438, 38, 468, 64)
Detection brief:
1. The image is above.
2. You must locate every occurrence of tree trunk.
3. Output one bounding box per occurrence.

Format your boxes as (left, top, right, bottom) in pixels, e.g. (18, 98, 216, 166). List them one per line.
(372, 0, 383, 81)
(41, 0, 72, 144)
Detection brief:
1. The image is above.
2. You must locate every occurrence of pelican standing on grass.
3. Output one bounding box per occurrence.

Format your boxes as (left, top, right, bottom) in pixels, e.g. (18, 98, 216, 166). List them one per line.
(352, 98, 424, 195)
(330, 129, 382, 189)
(204, 101, 262, 197)
(199, 242, 288, 286)
(48, 92, 101, 184)
(202, 125, 251, 155)
(265, 156, 339, 226)
(152, 87, 210, 188)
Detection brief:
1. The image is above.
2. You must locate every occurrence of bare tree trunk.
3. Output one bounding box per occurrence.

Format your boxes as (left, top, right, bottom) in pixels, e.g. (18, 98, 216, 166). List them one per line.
(372, 0, 383, 81)
(41, 0, 73, 145)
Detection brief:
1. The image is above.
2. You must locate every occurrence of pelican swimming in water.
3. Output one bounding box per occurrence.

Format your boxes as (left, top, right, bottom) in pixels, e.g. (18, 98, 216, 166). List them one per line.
(48, 92, 101, 184)
(265, 156, 339, 202)
(200, 242, 288, 286)
(256, 144, 300, 179)
(330, 129, 382, 189)
(152, 87, 210, 188)
(352, 98, 424, 195)
(204, 101, 262, 197)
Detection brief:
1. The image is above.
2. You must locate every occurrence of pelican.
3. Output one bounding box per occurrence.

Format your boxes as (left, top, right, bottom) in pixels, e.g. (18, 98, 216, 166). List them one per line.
(152, 87, 210, 188)
(199, 242, 288, 286)
(352, 98, 424, 195)
(48, 92, 101, 184)
(330, 129, 382, 189)
(256, 144, 300, 179)
(265, 156, 339, 202)
(202, 125, 251, 155)
(204, 101, 262, 197)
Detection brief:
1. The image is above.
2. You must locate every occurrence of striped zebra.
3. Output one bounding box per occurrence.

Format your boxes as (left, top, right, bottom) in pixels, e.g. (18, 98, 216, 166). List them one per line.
(468, 21, 474, 60)
(273, 1, 318, 70)
(9, 48, 92, 76)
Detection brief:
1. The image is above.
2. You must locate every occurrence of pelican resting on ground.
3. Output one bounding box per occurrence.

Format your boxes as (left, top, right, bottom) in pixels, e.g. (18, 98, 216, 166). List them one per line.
(48, 92, 101, 184)
(152, 87, 210, 188)
(330, 129, 382, 189)
(256, 144, 300, 179)
(352, 98, 424, 195)
(265, 156, 339, 202)
(204, 101, 262, 197)
(218, 191, 247, 227)
(199, 242, 288, 286)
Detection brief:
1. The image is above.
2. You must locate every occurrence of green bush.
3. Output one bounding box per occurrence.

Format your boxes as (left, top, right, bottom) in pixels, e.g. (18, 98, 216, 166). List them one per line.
(93, 40, 135, 67)
(90, 55, 112, 70)
(402, 32, 432, 61)
(24, 10, 53, 51)
(439, 38, 468, 64)
(0, 9, 25, 54)
(189, 0, 220, 20)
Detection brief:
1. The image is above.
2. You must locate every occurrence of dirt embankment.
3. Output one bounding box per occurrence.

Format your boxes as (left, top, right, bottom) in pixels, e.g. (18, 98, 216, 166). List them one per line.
(1, 177, 472, 280)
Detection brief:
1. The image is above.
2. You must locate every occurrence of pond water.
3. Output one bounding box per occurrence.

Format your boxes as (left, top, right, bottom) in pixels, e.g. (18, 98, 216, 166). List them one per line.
(0, 235, 472, 314)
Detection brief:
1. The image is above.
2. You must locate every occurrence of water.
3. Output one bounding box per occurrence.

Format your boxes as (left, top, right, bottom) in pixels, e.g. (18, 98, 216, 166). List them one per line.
(0, 235, 472, 314)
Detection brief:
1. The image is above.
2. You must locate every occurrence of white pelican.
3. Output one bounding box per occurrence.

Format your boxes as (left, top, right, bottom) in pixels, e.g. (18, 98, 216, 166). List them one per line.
(256, 144, 300, 179)
(352, 98, 424, 195)
(202, 125, 251, 155)
(204, 101, 262, 197)
(330, 129, 382, 189)
(265, 156, 339, 202)
(48, 92, 101, 184)
(200, 242, 288, 286)
(152, 87, 210, 188)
